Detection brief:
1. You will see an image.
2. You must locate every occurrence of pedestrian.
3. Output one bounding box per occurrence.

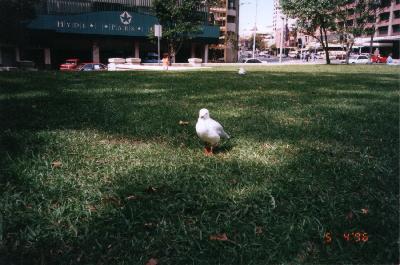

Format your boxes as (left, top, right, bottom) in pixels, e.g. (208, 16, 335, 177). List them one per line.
(162, 53, 169, 70)
(386, 53, 394, 65)
(306, 51, 309, 62)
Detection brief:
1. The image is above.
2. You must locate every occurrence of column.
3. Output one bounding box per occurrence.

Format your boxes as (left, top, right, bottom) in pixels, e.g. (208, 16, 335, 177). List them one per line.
(15, 47, 20, 62)
(44, 48, 51, 70)
(0, 46, 2, 65)
(134, 40, 140, 58)
(92, 42, 100, 63)
(388, 1, 394, 36)
(191, 43, 196, 58)
(203, 44, 209, 63)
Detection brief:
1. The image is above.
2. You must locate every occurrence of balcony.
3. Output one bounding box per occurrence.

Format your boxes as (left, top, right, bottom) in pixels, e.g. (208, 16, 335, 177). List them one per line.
(214, 15, 226, 21)
(377, 26, 389, 36)
(392, 24, 400, 35)
(227, 9, 236, 17)
(226, 22, 236, 32)
(210, 7, 226, 13)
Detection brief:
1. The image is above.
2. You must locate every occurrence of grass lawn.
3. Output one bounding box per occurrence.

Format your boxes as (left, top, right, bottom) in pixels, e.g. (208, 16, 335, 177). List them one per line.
(0, 65, 399, 265)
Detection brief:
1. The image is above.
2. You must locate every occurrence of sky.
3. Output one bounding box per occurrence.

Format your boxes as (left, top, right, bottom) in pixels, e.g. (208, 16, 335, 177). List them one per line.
(239, 0, 274, 36)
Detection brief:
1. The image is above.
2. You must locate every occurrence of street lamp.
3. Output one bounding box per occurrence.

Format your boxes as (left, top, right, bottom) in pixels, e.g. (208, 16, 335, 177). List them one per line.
(279, 15, 286, 63)
(240, 0, 258, 59)
(252, 0, 258, 59)
(252, 24, 258, 58)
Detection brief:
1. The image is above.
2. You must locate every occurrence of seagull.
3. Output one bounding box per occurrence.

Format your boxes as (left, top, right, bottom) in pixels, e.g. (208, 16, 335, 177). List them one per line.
(238, 67, 246, 75)
(196, 108, 230, 155)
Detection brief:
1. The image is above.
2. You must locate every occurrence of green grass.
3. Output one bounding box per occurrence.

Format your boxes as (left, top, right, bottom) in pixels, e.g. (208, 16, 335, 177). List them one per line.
(0, 65, 399, 265)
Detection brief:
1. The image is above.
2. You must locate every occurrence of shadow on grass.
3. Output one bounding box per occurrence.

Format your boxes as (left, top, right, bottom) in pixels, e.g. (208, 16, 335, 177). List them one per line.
(0, 67, 399, 264)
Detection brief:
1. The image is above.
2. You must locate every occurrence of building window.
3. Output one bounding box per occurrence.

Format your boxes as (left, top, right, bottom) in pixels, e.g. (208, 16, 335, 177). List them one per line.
(394, 10, 400, 19)
(348, 9, 354, 15)
(380, 0, 391, 8)
(367, 15, 375, 23)
(393, 24, 400, 33)
(346, 19, 354, 26)
(379, 12, 390, 21)
(378, 26, 389, 35)
(227, 15, 235, 23)
(228, 0, 235, 10)
(365, 27, 374, 36)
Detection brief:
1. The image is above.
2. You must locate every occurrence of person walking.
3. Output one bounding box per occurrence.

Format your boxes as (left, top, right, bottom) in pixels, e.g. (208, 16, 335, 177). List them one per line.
(387, 53, 394, 65)
(162, 53, 169, 70)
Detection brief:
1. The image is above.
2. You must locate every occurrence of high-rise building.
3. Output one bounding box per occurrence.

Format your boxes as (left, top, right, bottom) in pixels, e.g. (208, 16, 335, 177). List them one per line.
(272, 0, 297, 50)
(209, 0, 240, 62)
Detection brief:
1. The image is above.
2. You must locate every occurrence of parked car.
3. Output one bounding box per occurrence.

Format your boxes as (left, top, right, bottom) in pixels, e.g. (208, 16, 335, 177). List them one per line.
(60, 58, 80, 71)
(243, 58, 267, 64)
(288, 51, 298, 58)
(76, 63, 108, 71)
(17, 60, 37, 71)
(336, 53, 347, 60)
(143, 53, 161, 63)
(343, 55, 369, 64)
(371, 55, 387, 63)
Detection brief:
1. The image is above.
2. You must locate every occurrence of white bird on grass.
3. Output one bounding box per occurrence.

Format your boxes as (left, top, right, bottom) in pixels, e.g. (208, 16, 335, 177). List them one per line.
(196, 108, 230, 155)
(238, 67, 246, 75)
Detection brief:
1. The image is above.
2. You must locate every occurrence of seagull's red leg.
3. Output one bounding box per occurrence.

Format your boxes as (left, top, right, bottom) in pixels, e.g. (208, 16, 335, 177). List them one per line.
(204, 146, 212, 156)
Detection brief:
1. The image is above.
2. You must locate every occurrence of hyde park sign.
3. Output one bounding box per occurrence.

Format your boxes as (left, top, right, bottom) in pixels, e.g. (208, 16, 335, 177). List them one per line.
(28, 11, 219, 38)
(28, 11, 158, 37)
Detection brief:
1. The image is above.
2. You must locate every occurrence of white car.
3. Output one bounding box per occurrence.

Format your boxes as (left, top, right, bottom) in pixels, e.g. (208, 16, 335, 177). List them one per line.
(346, 55, 369, 64)
(288, 51, 298, 58)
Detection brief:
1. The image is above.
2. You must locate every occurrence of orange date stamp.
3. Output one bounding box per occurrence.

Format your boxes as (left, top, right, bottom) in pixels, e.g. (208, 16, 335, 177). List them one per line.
(324, 231, 368, 244)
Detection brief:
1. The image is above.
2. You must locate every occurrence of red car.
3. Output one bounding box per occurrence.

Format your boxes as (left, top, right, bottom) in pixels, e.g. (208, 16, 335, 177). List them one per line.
(59, 58, 80, 71)
(371, 55, 387, 64)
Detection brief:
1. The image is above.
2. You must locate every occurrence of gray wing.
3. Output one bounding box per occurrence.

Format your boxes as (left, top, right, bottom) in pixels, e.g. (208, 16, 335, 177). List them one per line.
(209, 118, 230, 139)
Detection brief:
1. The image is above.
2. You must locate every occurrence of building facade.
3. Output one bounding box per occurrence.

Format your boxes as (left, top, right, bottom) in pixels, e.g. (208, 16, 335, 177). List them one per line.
(353, 0, 400, 57)
(0, 0, 220, 68)
(209, 0, 240, 62)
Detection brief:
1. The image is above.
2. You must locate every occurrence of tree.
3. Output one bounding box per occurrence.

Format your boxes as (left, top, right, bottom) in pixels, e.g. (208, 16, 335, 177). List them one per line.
(0, 0, 39, 44)
(280, 0, 343, 64)
(248, 34, 267, 51)
(152, 0, 208, 63)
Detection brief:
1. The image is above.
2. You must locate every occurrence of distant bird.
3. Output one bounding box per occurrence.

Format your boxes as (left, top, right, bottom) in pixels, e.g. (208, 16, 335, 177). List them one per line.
(238, 67, 246, 75)
(196, 108, 230, 155)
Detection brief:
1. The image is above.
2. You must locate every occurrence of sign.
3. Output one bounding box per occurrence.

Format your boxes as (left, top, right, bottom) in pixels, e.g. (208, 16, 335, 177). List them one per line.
(154, 24, 162, 37)
(28, 11, 219, 39)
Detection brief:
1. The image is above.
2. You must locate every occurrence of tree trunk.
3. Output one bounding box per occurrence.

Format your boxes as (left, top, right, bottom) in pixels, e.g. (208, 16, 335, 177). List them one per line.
(323, 27, 330, 65)
(345, 42, 354, 64)
(369, 9, 378, 63)
(168, 43, 176, 64)
(319, 27, 330, 64)
(369, 33, 374, 63)
(324, 48, 331, 64)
